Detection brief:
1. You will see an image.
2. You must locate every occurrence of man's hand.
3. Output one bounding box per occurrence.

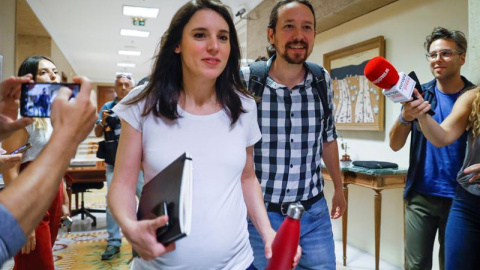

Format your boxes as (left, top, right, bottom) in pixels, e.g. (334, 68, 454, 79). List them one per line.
(50, 76, 97, 144)
(0, 75, 35, 140)
(331, 189, 346, 219)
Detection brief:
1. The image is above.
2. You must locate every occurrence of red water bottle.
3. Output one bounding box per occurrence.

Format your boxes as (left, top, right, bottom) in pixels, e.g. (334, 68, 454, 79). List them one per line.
(266, 203, 305, 270)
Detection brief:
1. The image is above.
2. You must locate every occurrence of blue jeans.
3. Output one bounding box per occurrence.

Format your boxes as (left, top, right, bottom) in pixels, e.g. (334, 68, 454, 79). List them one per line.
(248, 197, 336, 270)
(105, 164, 144, 247)
(445, 186, 480, 270)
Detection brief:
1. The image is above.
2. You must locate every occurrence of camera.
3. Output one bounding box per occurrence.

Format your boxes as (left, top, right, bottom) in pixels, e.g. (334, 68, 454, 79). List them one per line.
(104, 110, 121, 141)
(20, 83, 80, 118)
(105, 110, 121, 128)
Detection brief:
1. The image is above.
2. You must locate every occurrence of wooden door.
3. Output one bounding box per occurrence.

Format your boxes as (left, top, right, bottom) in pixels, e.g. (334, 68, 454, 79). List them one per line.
(97, 86, 115, 112)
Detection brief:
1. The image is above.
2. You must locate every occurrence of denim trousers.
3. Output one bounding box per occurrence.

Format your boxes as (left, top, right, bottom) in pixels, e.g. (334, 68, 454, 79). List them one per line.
(105, 164, 144, 247)
(445, 186, 480, 270)
(248, 196, 336, 270)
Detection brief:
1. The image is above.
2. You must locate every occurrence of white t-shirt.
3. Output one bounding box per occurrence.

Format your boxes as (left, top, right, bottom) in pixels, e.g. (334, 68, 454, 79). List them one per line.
(113, 87, 261, 270)
(23, 119, 53, 163)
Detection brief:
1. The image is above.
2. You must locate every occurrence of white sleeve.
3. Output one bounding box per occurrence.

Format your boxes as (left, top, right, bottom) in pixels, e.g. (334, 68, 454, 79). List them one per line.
(243, 96, 261, 147)
(112, 87, 145, 133)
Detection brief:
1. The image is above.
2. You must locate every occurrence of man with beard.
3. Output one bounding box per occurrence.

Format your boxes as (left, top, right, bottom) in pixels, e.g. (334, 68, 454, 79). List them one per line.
(240, 1, 346, 269)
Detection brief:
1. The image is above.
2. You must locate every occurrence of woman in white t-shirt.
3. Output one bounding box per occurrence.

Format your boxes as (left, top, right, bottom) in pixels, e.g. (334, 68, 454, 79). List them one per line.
(107, 1, 301, 269)
(2, 56, 70, 270)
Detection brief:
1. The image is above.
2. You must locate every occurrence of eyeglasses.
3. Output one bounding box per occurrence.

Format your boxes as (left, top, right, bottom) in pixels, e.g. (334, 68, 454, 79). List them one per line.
(116, 74, 132, 80)
(425, 49, 463, 62)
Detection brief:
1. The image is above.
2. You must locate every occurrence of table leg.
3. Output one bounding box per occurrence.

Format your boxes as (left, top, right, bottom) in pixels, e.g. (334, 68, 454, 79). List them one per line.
(65, 178, 72, 233)
(374, 190, 382, 270)
(342, 184, 349, 266)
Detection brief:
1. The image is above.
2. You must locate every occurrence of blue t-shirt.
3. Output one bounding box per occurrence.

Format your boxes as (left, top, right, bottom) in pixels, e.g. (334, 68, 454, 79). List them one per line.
(0, 203, 26, 267)
(416, 86, 467, 198)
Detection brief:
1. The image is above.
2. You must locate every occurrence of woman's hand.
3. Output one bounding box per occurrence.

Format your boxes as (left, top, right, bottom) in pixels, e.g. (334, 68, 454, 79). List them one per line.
(263, 228, 302, 269)
(400, 88, 431, 121)
(61, 181, 70, 224)
(122, 216, 175, 260)
(292, 245, 302, 269)
(21, 231, 36, 254)
(466, 163, 480, 183)
(61, 204, 70, 224)
(262, 228, 276, 260)
(0, 153, 22, 174)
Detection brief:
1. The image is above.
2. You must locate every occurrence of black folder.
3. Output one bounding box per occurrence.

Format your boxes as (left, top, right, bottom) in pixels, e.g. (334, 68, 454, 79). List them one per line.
(136, 152, 193, 246)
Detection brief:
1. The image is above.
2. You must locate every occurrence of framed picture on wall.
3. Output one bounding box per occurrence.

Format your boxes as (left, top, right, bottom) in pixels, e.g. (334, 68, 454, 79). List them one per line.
(324, 36, 385, 131)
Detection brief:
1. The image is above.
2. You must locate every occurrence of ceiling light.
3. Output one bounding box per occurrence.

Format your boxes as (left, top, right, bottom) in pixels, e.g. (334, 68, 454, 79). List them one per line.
(118, 50, 141, 56)
(120, 29, 150, 38)
(117, 63, 136, 68)
(116, 72, 132, 76)
(123, 6, 159, 18)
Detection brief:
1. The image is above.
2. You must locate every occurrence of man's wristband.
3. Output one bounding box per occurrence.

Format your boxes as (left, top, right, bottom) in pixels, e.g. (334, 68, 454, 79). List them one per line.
(398, 114, 412, 126)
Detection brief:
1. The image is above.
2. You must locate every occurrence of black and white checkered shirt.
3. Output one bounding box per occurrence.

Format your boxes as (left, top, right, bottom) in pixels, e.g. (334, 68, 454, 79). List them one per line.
(241, 62, 337, 204)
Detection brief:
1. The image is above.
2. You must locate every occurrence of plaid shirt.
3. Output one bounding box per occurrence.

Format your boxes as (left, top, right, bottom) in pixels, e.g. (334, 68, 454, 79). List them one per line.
(241, 61, 337, 204)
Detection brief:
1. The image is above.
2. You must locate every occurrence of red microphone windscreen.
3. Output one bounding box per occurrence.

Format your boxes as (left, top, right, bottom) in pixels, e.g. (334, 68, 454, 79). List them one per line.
(364, 56, 399, 89)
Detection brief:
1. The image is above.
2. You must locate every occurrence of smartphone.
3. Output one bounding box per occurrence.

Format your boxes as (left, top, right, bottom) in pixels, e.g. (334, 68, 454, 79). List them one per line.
(20, 83, 80, 117)
(62, 216, 73, 228)
(8, 143, 32, 155)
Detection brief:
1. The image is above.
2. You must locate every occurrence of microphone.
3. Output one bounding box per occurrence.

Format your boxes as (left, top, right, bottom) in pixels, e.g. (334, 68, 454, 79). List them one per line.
(364, 56, 434, 115)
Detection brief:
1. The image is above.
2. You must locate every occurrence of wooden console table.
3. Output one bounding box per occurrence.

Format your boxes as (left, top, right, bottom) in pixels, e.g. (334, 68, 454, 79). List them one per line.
(322, 165, 407, 270)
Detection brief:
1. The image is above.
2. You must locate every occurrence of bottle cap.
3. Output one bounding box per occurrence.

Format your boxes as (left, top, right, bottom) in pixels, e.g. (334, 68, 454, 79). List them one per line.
(287, 203, 305, 220)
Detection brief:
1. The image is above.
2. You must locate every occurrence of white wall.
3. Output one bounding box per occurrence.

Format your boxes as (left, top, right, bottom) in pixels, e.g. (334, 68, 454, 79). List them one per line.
(0, 0, 16, 80)
(313, 0, 468, 267)
(468, 0, 480, 84)
(51, 41, 77, 81)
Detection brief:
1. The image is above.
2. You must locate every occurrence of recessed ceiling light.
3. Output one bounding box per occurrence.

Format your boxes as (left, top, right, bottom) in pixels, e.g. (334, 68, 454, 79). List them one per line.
(116, 72, 133, 76)
(123, 5, 159, 18)
(120, 29, 150, 38)
(118, 50, 141, 56)
(117, 63, 136, 68)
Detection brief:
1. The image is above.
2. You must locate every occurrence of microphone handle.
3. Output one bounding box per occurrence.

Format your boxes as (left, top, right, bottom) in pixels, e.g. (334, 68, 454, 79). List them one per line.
(407, 71, 435, 116)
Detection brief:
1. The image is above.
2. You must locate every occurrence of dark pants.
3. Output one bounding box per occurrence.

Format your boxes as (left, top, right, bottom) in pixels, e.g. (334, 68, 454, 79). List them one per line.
(404, 192, 452, 270)
(445, 186, 480, 270)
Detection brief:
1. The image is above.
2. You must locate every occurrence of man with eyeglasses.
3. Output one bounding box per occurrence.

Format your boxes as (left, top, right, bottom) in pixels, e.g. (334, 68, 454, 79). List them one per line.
(389, 27, 474, 270)
(94, 74, 145, 260)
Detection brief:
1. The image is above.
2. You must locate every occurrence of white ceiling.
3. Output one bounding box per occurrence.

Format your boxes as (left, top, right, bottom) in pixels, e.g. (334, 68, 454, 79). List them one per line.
(26, 0, 263, 84)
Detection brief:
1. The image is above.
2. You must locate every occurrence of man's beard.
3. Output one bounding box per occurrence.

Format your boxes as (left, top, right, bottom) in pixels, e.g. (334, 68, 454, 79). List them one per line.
(281, 41, 309, 64)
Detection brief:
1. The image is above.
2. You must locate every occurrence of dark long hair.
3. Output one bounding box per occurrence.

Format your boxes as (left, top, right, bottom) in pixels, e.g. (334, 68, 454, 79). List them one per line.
(127, 0, 250, 125)
(18, 56, 55, 77)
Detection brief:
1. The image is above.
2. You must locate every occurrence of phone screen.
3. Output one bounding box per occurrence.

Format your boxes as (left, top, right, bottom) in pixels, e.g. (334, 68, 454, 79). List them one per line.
(20, 83, 80, 118)
(8, 143, 32, 155)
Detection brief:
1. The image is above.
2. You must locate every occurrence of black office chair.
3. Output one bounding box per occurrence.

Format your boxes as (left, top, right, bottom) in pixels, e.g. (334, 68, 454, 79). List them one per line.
(71, 182, 106, 227)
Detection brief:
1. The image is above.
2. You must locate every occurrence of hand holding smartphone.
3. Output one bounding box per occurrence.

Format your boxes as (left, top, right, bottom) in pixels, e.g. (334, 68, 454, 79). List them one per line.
(6, 143, 32, 155)
(20, 83, 80, 118)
